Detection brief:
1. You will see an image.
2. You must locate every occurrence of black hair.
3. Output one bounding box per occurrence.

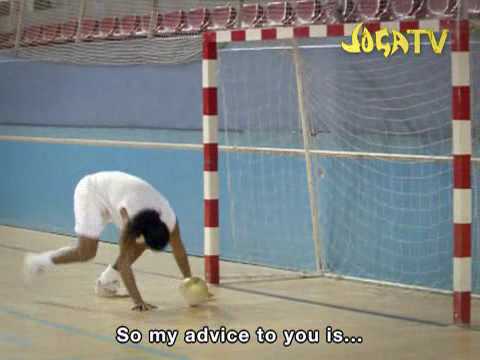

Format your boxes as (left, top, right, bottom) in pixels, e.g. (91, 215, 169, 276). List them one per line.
(126, 209, 170, 251)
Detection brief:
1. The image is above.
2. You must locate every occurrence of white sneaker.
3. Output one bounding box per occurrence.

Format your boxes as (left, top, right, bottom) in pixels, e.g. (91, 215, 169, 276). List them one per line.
(95, 279, 121, 297)
(95, 265, 126, 297)
(23, 253, 52, 284)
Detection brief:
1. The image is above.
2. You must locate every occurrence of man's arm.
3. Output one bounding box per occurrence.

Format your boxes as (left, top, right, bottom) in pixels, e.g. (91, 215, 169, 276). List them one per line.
(169, 223, 192, 279)
(170, 223, 214, 299)
(116, 229, 155, 311)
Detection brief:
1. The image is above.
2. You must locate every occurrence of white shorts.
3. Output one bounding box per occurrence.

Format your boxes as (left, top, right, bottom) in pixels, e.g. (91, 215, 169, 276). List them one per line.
(73, 176, 109, 238)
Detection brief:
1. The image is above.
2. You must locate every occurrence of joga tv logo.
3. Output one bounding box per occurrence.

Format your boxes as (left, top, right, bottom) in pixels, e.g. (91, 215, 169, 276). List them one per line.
(341, 23, 449, 58)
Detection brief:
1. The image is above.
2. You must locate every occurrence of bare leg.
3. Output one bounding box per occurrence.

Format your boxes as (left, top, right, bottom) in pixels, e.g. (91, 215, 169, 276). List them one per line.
(24, 237, 98, 284)
(51, 236, 99, 265)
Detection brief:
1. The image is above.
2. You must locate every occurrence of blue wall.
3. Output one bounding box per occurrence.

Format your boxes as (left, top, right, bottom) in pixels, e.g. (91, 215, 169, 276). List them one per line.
(0, 61, 201, 129)
(0, 141, 205, 251)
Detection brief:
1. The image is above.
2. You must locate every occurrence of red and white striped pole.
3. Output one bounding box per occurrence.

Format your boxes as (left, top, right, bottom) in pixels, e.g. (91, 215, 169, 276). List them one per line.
(451, 19, 471, 326)
(203, 32, 220, 284)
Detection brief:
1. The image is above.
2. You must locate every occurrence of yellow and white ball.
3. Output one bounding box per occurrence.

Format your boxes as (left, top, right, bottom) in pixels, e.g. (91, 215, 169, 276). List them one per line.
(179, 277, 209, 307)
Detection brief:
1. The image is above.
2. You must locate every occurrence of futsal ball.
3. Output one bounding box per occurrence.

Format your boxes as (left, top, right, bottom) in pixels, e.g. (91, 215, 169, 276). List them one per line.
(179, 277, 209, 307)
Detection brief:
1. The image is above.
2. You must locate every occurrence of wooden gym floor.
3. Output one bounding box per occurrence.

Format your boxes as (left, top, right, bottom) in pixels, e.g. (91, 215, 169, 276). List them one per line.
(0, 225, 479, 360)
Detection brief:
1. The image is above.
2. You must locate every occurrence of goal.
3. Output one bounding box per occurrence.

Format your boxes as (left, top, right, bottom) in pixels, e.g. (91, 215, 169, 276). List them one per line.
(202, 19, 475, 325)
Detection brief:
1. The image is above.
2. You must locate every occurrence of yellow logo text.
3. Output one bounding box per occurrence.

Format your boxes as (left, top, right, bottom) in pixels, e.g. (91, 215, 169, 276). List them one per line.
(341, 23, 448, 58)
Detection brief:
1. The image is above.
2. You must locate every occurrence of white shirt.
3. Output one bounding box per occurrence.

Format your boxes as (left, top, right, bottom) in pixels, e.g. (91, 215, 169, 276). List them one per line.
(86, 171, 176, 232)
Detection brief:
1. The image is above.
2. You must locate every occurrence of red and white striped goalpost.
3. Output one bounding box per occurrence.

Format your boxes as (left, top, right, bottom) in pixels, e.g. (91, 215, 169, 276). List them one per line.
(202, 19, 472, 325)
(451, 19, 472, 326)
(203, 31, 220, 285)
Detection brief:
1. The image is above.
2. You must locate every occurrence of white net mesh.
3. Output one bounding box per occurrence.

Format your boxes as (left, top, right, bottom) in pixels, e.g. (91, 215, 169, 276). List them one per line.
(1, 0, 479, 64)
(217, 42, 317, 272)
(217, 36, 480, 293)
(0, 0, 247, 64)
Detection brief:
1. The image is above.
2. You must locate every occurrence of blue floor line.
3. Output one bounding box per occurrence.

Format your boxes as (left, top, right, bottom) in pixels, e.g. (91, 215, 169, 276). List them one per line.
(0, 306, 189, 360)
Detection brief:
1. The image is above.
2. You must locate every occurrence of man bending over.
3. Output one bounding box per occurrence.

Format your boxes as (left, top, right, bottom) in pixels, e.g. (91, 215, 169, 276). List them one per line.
(24, 171, 192, 311)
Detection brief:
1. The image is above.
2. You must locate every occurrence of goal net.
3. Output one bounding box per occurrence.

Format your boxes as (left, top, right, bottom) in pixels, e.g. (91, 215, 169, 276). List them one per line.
(204, 23, 480, 307)
(0, 0, 232, 64)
